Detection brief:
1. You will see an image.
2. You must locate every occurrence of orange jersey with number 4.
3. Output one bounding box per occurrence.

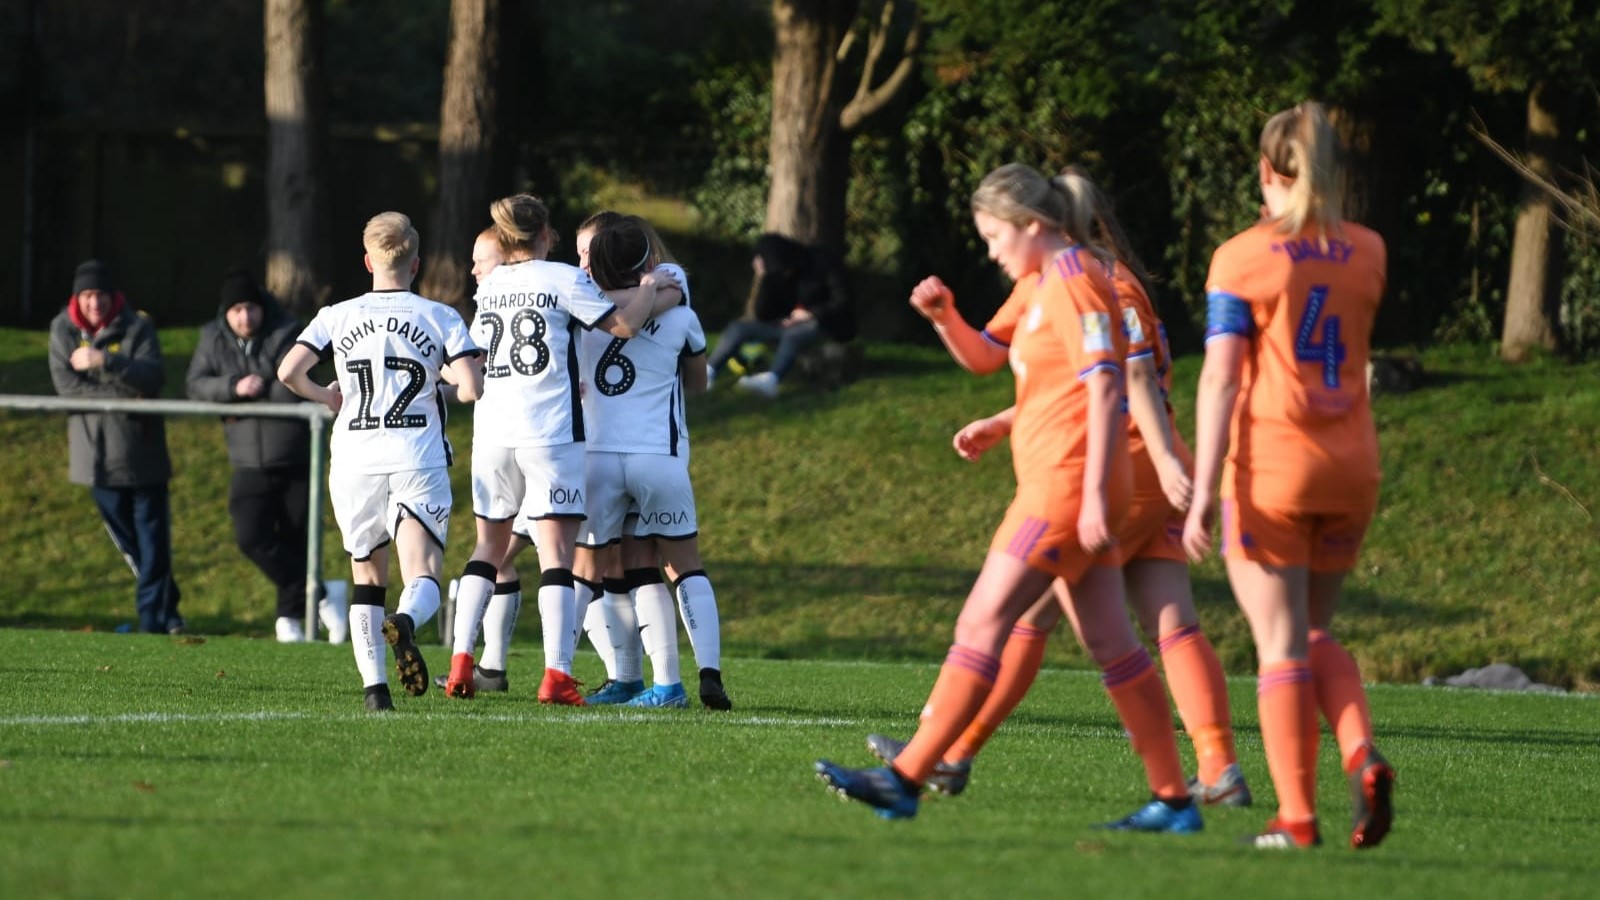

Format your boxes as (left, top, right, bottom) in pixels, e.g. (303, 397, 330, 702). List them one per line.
(1206, 221, 1386, 512)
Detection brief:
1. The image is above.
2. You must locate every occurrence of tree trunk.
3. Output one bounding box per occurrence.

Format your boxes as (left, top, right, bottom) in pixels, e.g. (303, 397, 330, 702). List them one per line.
(1501, 81, 1568, 362)
(420, 0, 502, 317)
(765, 0, 857, 249)
(263, 0, 327, 315)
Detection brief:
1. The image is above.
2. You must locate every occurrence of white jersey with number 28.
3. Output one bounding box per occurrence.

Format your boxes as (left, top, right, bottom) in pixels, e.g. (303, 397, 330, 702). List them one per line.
(471, 259, 618, 448)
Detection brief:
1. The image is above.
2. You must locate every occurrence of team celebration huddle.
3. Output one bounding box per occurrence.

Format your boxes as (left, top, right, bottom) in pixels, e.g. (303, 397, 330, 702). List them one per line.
(276, 196, 730, 715)
(272, 99, 1391, 852)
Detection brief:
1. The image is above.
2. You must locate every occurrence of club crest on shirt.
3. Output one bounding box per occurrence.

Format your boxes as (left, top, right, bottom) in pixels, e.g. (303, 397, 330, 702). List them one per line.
(1121, 307, 1145, 344)
(1081, 312, 1112, 352)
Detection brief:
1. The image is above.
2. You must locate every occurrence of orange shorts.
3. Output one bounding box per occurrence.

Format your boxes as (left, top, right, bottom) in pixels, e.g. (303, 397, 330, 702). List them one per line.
(990, 480, 1125, 583)
(1117, 494, 1185, 565)
(1221, 496, 1373, 570)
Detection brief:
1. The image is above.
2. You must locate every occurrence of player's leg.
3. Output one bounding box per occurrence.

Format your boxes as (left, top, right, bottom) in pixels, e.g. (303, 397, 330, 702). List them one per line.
(1223, 499, 1320, 848)
(1306, 510, 1392, 849)
(380, 467, 453, 698)
(329, 468, 394, 709)
(816, 549, 1053, 819)
(640, 456, 727, 709)
(479, 532, 529, 687)
(1055, 564, 1200, 833)
(444, 446, 520, 697)
(574, 544, 615, 680)
(1126, 555, 1246, 805)
(520, 442, 588, 705)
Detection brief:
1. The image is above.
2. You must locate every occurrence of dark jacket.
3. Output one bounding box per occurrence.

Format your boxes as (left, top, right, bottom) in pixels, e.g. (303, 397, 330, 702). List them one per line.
(48, 301, 172, 488)
(185, 293, 310, 470)
(750, 234, 857, 343)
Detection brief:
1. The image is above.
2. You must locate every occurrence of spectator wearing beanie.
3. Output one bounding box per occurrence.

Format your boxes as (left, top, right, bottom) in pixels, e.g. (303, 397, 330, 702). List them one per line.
(186, 268, 346, 643)
(48, 259, 184, 634)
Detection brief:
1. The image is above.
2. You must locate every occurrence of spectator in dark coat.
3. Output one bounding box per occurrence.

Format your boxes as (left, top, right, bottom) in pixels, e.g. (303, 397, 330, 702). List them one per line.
(706, 233, 856, 398)
(48, 259, 183, 633)
(186, 269, 346, 643)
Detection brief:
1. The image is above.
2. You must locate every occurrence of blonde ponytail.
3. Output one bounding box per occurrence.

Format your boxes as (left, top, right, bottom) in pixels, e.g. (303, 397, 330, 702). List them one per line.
(1260, 101, 1344, 236)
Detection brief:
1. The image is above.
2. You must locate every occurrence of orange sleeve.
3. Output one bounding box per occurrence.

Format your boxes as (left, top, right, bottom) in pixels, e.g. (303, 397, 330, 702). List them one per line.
(982, 277, 1033, 347)
(1051, 261, 1122, 381)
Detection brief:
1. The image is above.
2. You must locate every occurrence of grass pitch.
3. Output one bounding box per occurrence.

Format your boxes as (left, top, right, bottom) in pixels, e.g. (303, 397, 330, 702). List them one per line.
(2, 630, 1596, 899)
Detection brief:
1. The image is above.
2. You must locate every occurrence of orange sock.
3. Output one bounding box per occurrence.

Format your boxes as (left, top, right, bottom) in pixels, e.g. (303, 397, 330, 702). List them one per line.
(1158, 624, 1236, 784)
(945, 624, 1049, 762)
(1257, 660, 1318, 823)
(1101, 647, 1188, 800)
(891, 645, 999, 783)
(1309, 629, 1376, 774)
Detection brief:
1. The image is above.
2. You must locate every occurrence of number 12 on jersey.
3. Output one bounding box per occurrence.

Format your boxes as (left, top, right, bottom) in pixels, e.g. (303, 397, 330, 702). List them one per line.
(1294, 284, 1345, 389)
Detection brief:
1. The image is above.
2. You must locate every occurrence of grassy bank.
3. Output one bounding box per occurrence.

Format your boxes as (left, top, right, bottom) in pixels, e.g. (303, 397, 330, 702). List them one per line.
(3, 328, 1597, 688)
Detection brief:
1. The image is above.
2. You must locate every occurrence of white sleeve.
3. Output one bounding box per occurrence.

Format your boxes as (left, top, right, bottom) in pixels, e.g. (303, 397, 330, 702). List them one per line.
(439, 308, 480, 364)
(296, 307, 334, 358)
(656, 263, 691, 308)
(565, 266, 619, 328)
(684, 310, 706, 356)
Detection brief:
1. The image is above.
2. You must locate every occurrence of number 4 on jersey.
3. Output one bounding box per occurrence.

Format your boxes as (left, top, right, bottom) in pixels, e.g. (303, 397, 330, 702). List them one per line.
(1294, 285, 1345, 389)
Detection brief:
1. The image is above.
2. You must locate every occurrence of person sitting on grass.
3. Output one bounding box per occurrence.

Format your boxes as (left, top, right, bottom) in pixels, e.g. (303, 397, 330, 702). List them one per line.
(705, 233, 855, 399)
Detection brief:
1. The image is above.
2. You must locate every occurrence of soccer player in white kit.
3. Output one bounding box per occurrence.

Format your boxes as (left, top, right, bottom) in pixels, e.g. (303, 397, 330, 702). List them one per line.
(443, 195, 682, 705)
(277, 211, 483, 711)
(575, 215, 729, 709)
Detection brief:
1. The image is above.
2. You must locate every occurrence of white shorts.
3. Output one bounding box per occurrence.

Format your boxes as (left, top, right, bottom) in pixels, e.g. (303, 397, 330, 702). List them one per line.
(329, 465, 452, 560)
(580, 451, 698, 547)
(473, 441, 587, 528)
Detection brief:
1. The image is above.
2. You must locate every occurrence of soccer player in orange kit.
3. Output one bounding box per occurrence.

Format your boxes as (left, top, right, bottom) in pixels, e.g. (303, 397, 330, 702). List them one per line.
(865, 171, 1249, 808)
(815, 164, 1199, 832)
(1183, 101, 1395, 850)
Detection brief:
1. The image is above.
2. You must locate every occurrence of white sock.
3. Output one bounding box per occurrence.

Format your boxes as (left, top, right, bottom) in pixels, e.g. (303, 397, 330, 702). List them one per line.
(675, 571, 721, 672)
(602, 580, 643, 683)
(537, 576, 576, 674)
(397, 577, 441, 630)
(452, 568, 495, 655)
(480, 583, 520, 672)
(351, 603, 386, 688)
(633, 580, 680, 686)
(577, 579, 617, 677)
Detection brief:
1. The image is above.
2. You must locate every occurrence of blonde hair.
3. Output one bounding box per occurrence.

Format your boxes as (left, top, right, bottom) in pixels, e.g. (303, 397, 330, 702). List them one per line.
(489, 193, 554, 259)
(362, 212, 419, 270)
(971, 163, 1110, 261)
(1260, 101, 1344, 235)
(1059, 165, 1155, 291)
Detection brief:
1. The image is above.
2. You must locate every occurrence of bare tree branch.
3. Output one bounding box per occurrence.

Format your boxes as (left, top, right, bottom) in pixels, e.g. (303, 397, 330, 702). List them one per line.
(839, 1, 921, 134)
(1471, 117, 1600, 238)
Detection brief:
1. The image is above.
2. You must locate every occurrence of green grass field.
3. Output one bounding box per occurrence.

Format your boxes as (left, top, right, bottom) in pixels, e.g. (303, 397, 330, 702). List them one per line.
(2, 630, 1597, 899)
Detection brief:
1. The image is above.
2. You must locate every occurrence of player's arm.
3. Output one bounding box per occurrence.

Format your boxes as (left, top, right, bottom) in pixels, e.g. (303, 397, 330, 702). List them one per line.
(1078, 367, 1120, 555)
(597, 269, 681, 338)
(1182, 292, 1251, 561)
(1126, 354, 1192, 513)
(952, 405, 1015, 462)
(444, 351, 484, 403)
(277, 343, 342, 413)
(681, 351, 709, 395)
(909, 276, 1008, 375)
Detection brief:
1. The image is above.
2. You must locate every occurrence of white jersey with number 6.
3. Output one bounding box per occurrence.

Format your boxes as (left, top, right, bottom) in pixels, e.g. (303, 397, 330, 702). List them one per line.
(294, 289, 478, 474)
(578, 299, 706, 456)
(471, 259, 617, 448)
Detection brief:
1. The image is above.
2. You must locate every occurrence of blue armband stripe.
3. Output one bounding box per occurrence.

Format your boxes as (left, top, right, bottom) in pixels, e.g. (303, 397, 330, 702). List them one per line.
(1205, 290, 1254, 340)
(981, 329, 1010, 348)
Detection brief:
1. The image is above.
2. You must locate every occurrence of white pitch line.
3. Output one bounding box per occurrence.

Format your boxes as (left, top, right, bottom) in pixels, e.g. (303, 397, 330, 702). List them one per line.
(0, 709, 863, 728)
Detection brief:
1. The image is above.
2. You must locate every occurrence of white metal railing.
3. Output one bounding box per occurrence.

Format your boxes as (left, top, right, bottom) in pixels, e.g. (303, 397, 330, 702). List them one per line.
(0, 395, 333, 638)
